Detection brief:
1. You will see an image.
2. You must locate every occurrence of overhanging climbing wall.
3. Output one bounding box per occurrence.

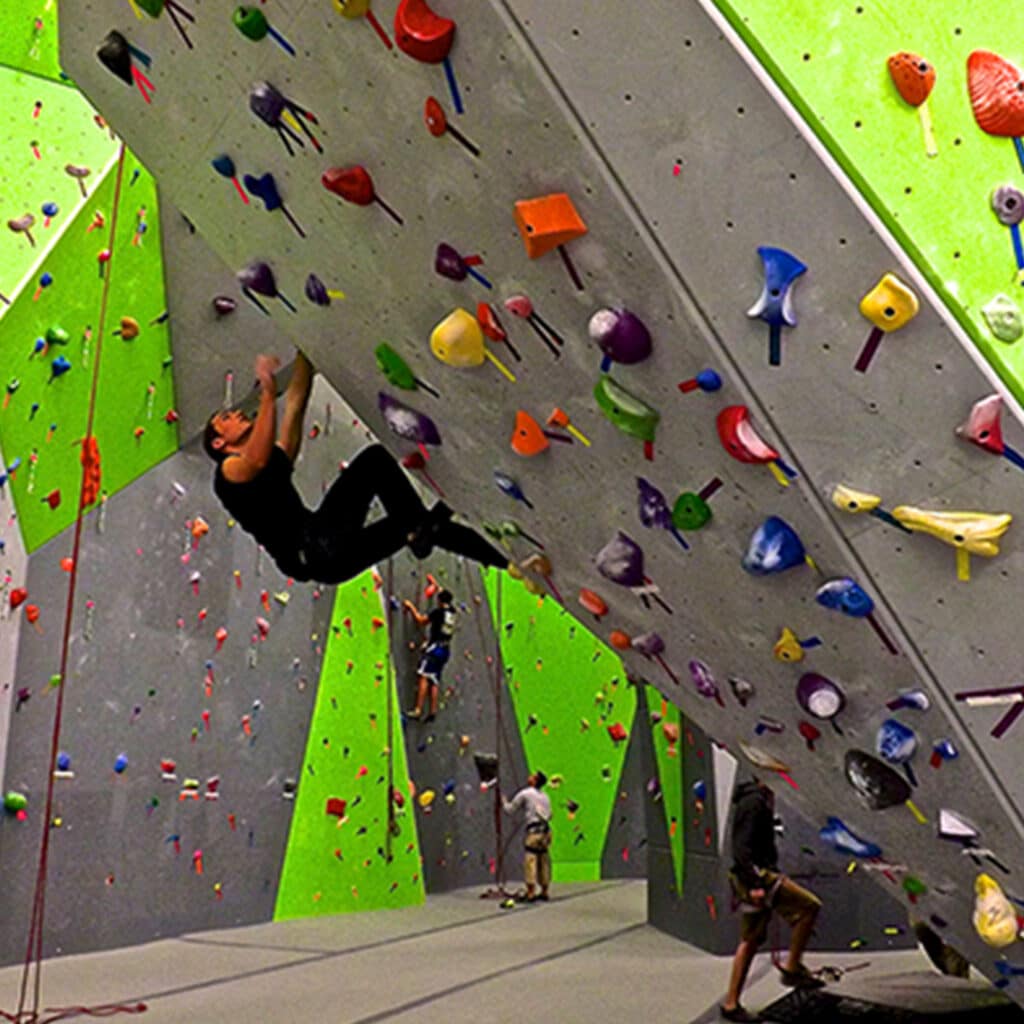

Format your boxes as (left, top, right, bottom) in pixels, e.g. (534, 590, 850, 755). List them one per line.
(58, 0, 1024, 995)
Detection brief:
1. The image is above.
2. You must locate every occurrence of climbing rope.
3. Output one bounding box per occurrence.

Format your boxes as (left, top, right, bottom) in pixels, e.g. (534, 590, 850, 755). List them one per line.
(4, 146, 147, 1024)
(384, 556, 396, 862)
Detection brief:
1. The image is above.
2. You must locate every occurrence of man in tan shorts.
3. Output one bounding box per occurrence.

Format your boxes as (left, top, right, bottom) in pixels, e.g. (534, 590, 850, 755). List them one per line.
(503, 770, 552, 902)
(721, 778, 823, 1022)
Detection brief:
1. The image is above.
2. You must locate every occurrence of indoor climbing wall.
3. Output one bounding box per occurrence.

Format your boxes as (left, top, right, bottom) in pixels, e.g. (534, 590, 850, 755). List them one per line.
(707, 0, 1024, 408)
(0, 441, 29, 797)
(387, 554, 530, 894)
(274, 567, 425, 920)
(51, 0, 1024, 995)
(486, 574, 639, 882)
(0, 376, 377, 963)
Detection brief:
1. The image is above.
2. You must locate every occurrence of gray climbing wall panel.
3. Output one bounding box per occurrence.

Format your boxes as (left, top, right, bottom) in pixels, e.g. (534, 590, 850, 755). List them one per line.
(57, 0, 1024, 993)
(0, 441, 29, 797)
(387, 551, 530, 893)
(0, 376, 365, 964)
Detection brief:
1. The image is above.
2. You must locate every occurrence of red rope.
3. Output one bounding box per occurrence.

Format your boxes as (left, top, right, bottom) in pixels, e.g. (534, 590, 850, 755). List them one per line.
(3, 146, 147, 1024)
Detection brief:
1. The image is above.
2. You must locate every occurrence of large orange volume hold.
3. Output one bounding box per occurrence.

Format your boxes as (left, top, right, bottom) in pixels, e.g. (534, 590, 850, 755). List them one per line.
(514, 194, 587, 260)
(968, 50, 1024, 137)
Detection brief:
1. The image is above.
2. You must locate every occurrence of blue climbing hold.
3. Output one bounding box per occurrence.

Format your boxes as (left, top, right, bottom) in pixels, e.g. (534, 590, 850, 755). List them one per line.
(819, 816, 882, 858)
(742, 516, 807, 575)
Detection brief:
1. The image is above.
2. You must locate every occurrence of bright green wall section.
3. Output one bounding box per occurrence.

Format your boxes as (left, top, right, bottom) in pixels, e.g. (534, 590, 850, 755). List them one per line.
(0, 0, 63, 83)
(646, 687, 685, 895)
(275, 571, 425, 919)
(713, 0, 1024, 403)
(0, 66, 119, 299)
(0, 150, 175, 552)
(485, 573, 637, 883)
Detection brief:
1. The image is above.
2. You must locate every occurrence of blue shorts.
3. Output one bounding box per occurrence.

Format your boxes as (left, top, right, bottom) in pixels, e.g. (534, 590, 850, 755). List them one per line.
(417, 643, 451, 684)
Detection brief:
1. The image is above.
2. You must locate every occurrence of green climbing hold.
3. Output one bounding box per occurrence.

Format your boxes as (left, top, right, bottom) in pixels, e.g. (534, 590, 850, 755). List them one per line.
(982, 294, 1023, 343)
(45, 326, 70, 346)
(375, 343, 418, 391)
(232, 5, 270, 41)
(593, 375, 659, 443)
(135, 0, 165, 16)
(4, 791, 28, 813)
(671, 491, 711, 531)
(903, 875, 927, 898)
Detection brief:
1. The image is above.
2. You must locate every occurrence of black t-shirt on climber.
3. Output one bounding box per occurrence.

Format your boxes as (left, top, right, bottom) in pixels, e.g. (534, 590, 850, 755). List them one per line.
(427, 606, 457, 647)
(213, 445, 311, 580)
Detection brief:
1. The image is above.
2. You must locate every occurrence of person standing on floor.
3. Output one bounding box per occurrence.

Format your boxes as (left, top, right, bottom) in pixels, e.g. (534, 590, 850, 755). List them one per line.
(403, 589, 458, 722)
(720, 777, 824, 1023)
(503, 771, 553, 903)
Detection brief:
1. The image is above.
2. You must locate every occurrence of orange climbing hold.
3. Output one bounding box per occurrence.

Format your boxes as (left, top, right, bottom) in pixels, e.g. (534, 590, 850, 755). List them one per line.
(80, 436, 101, 508)
(511, 410, 549, 456)
(608, 629, 631, 651)
(578, 588, 608, 619)
(513, 193, 587, 260)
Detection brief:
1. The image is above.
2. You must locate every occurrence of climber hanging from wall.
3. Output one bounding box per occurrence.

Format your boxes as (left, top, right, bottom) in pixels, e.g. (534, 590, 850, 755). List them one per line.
(203, 351, 510, 583)
(403, 588, 457, 722)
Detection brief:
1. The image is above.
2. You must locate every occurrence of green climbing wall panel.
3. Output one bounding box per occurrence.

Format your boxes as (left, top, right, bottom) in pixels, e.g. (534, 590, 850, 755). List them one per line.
(0, 0, 64, 83)
(712, 0, 1024, 404)
(485, 573, 637, 883)
(275, 570, 425, 920)
(0, 64, 119, 301)
(0, 149, 175, 553)
(646, 686, 685, 895)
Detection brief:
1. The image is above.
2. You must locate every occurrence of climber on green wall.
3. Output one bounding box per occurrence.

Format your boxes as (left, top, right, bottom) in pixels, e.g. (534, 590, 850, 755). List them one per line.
(203, 351, 509, 583)
(403, 588, 458, 722)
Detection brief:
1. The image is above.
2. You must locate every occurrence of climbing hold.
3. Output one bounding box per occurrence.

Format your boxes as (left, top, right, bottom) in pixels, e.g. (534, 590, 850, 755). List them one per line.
(243, 172, 305, 237)
(830, 483, 911, 533)
(729, 677, 755, 707)
(890, 505, 1011, 581)
(577, 589, 608, 620)
(547, 408, 590, 446)
(322, 165, 403, 225)
(938, 808, 977, 842)
(431, 308, 514, 380)
(424, 96, 478, 156)
(633, 632, 679, 685)
(747, 246, 806, 366)
(678, 368, 722, 396)
(798, 721, 821, 751)
(887, 52, 938, 157)
(594, 376, 659, 460)
(10, 588, 28, 610)
(3, 791, 28, 814)
(973, 873, 1018, 947)
(816, 577, 897, 654)
(96, 30, 153, 102)
(982, 294, 1023, 343)
(376, 343, 439, 396)
(211, 154, 249, 205)
(773, 627, 820, 663)
(378, 392, 442, 448)
(511, 410, 552, 456)
(514, 193, 587, 290)
(114, 753, 129, 774)
(213, 296, 237, 316)
(716, 406, 795, 486)
(8, 214, 36, 248)
(855, 273, 919, 372)
(819, 817, 882, 859)
(493, 470, 532, 508)
(930, 739, 959, 768)
(844, 750, 922, 818)
(956, 394, 1024, 473)
(688, 660, 725, 707)
(305, 273, 346, 306)
(49, 355, 71, 382)
(796, 673, 846, 729)
(886, 689, 930, 712)
(249, 81, 322, 157)
(595, 532, 671, 613)
(588, 308, 652, 372)
(742, 516, 810, 575)
(394, 0, 455, 62)
(876, 718, 919, 787)
(434, 243, 491, 288)
(236, 261, 296, 316)
(968, 51, 1024, 172)
(608, 629, 631, 651)
(990, 184, 1024, 284)
(232, 6, 296, 55)
(504, 294, 564, 357)
(637, 478, 688, 551)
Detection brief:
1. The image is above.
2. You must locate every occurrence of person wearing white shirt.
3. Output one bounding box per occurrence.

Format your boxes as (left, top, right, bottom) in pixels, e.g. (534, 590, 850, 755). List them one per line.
(502, 771, 552, 902)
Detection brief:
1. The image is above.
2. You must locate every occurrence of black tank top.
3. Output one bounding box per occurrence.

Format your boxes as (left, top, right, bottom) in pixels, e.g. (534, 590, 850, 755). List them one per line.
(213, 445, 310, 577)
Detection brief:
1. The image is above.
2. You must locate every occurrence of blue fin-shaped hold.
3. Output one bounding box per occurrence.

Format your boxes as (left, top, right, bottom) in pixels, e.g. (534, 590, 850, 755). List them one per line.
(819, 816, 882, 858)
(815, 577, 874, 618)
(742, 515, 807, 575)
(747, 247, 807, 328)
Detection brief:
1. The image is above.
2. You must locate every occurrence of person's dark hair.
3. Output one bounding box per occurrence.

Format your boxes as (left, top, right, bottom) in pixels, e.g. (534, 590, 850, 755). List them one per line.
(438, 589, 453, 604)
(202, 414, 228, 464)
(533, 770, 547, 789)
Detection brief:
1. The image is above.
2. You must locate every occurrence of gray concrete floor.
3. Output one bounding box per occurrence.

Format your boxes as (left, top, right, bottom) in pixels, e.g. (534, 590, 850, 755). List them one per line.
(0, 881, 994, 1023)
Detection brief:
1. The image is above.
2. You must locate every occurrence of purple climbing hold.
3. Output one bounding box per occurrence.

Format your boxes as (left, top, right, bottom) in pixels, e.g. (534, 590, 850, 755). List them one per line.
(594, 531, 646, 588)
(305, 274, 330, 306)
(688, 659, 725, 707)
(213, 295, 237, 316)
(588, 307, 653, 372)
(434, 242, 467, 282)
(238, 260, 278, 297)
(631, 631, 665, 656)
(378, 392, 442, 447)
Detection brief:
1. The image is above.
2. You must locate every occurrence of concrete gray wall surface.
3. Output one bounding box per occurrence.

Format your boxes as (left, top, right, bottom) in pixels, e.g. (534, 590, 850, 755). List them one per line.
(0, 441, 29, 798)
(0, 376, 365, 963)
(57, 0, 1024, 996)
